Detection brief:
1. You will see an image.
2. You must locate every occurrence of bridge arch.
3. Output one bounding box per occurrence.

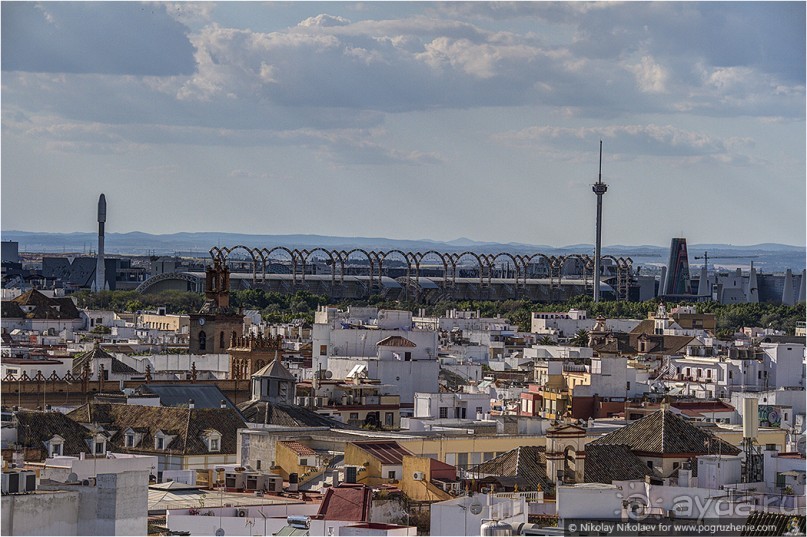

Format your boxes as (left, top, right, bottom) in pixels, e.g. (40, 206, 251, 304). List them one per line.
(448, 251, 485, 286)
(483, 252, 521, 286)
(337, 249, 375, 286)
(220, 245, 260, 284)
(413, 250, 450, 288)
(298, 248, 338, 286)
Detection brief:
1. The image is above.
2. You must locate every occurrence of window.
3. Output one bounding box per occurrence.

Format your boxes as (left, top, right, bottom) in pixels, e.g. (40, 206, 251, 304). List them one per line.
(647, 461, 654, 469)
(439, 407, 448, 419)
(673, 462, 680, 470)
(404, 352, 412, 361)
(219, 331, 225, 349)
(210, 438, 220, 451)
(349, 412, 359, 421)
(256, 460, 262, 470)
(125, 434, 134, 447)
(95, 439, 106, 455)
(385, 412, 394, 427)
(758, 371, 762, 379)
(388, 471, 396, 479)
(776, 472, 787, 488)
(320, 345, 328, 356)
(157, 437, 165, 450)
(199, 331, 207, 351)
(300, 458, 308, 467)
(50, 442, 63, 457)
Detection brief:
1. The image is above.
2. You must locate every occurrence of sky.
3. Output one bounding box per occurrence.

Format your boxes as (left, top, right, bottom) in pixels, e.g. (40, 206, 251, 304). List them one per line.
(2, 1, 805, 248)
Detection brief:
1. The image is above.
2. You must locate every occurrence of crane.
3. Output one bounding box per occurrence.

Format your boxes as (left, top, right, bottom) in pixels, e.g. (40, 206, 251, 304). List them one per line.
(694, 251, 758, 270)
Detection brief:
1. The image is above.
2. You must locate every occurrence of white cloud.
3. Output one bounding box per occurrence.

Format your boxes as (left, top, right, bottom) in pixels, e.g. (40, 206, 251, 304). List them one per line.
(627, 55, 668, 93)
(298, 14, 351, 28)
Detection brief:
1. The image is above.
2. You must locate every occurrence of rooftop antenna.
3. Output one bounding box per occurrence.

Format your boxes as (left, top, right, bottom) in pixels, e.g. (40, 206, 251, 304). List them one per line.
(592, 141, 608, 302)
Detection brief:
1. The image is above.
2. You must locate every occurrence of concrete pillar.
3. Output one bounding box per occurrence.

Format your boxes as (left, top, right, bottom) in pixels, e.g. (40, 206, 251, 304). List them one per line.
(697, 265, 709, 297)
(782, 269, 794, 306)
(658, 266, 667, 297)
(746, 263, 758, 303)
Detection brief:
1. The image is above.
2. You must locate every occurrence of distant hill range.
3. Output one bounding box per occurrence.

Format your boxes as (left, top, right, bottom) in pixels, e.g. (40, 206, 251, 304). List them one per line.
(3, 230, 804, 272)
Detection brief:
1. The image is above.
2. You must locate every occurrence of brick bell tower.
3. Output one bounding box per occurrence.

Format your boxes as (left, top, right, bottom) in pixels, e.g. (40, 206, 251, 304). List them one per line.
(189, 258, 244, 354)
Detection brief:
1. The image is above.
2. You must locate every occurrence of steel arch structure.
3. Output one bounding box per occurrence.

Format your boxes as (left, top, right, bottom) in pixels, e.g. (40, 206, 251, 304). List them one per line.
(207, 245, 635, 300)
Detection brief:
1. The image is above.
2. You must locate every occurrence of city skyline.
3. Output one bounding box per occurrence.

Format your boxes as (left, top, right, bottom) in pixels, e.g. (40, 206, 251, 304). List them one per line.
(2, 2, 805, 248)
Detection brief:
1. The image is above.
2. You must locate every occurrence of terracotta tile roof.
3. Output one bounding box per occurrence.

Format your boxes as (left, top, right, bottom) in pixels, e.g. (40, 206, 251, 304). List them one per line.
(1, 301, 25, 319)
(588, 410, 741, 456)
(592, 331, 695, 356)
(376, 336, 417, 348)
(584, 444, 656, 484)
(8, 290, 80, 320)
(66, 403, 246, 456)
(252, 358, 296, 380)
(741, 512, 805, 536)
(13, 410, 93, 459)
(472, 446, 553, 493)
(279, 440, 317, 456)
(71, 344, 139, 375)
(237, 400, 350, 429)
(350, 441, 412, 465)
(316, 484, 372, 522)
(673, 400, 736, 417)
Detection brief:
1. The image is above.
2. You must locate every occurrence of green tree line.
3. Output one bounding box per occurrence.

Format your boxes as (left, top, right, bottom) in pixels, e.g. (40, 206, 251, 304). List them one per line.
(72, 289, 804, 335)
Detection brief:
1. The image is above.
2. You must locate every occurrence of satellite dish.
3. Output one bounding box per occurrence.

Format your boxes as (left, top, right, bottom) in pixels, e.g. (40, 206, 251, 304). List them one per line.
(215, 529, 225, 536)
(469, 503, 483, 515)
(325, 370, 333, 379)
(797, 436, 806, 455)
(67, 473, 78, 483)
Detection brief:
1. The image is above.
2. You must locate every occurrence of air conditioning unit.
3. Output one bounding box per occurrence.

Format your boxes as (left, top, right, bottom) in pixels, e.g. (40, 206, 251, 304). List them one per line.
(412, 471, 425, 481)
(237, 509, 248, 517)
(20, 471, 36, 493)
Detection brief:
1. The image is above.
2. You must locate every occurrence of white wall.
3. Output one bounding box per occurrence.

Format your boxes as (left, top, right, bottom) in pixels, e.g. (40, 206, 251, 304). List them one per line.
(761, 343, 806, 389)
(40, 454, 157, 482)
(117, 353, 231, 378)
(326, 358, 439, 404)
(167, 504, 324, 536)
(429, 494, 527, 536)
(1, 490, 80, 536)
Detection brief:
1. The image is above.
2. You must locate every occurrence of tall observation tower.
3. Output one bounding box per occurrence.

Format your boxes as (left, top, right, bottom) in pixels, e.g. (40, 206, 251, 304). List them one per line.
(92, 194, 108, 292)
(592, 142, 607, 302)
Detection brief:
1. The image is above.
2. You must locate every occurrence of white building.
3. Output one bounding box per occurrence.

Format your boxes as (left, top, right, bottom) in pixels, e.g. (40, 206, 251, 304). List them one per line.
(312, 307, 439, 404)
(667, 342, 806, 399)
(571, 355, 645, 399)
(33, 453, 158, 482)
(2, 469, 149, 536)
(429, 493, 527, 536)
(413, 392, 492, 420)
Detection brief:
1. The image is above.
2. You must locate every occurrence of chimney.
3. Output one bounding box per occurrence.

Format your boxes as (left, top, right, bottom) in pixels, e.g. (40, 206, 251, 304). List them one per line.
(188, 399, 195, 409)
(79, 452, 85, 460)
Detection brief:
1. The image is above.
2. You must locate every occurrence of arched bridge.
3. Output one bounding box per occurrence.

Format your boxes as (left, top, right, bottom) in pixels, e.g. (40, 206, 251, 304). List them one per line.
(139, 245, 634, 303)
